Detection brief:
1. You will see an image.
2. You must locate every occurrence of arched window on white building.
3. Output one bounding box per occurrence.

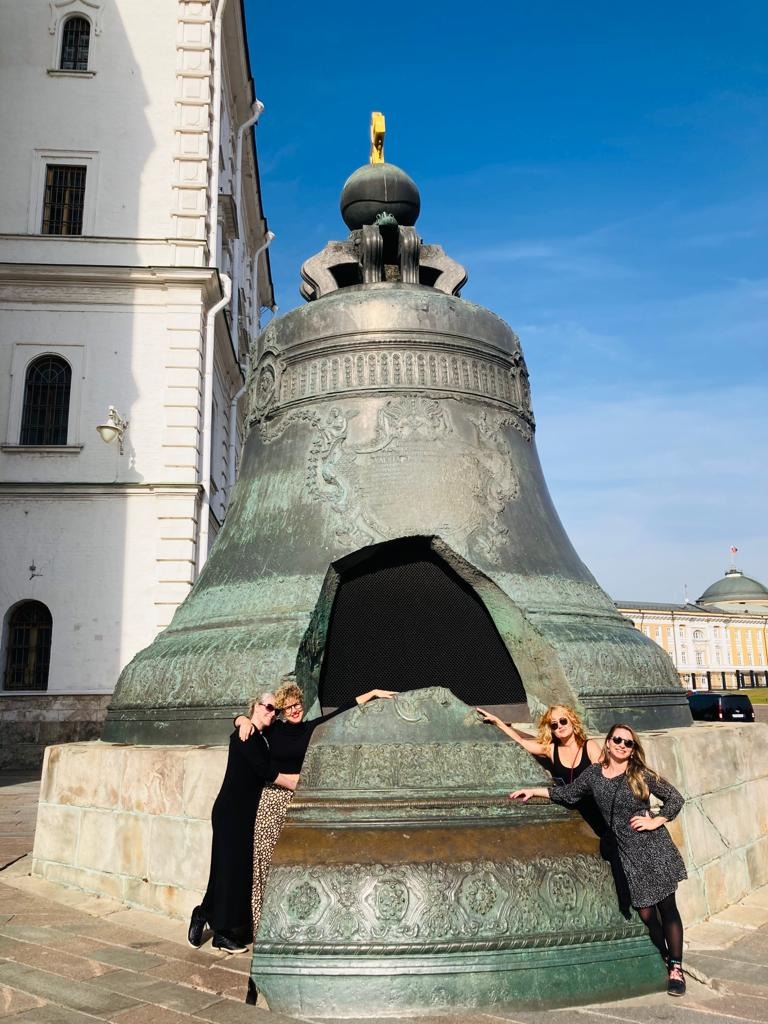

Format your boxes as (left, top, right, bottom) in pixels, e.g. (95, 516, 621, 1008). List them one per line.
(693, 629, 704, 641)
(59, 15, 91, 70)
(20, 355, 72, 445)
(3, 602, 53, 691)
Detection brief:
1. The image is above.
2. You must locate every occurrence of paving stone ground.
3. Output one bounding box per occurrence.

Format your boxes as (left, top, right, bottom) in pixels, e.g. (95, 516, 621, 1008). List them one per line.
(0, 774, 40, 873)
(1, 771, 768, 1023)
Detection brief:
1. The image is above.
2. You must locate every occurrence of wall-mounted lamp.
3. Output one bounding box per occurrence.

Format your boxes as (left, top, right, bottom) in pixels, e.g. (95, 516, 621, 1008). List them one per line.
(96, 406, 129, 454)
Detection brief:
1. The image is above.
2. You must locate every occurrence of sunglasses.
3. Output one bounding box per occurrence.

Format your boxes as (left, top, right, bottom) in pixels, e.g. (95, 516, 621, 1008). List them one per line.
(282, 702, 303, 713)
(259, 703, 276, 713)
(610, 735, 635, 749)
(549, 717, 569, 729)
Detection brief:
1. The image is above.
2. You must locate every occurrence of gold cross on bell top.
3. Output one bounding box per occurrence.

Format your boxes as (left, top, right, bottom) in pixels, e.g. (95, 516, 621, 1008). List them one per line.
(369, 111, 385, 164)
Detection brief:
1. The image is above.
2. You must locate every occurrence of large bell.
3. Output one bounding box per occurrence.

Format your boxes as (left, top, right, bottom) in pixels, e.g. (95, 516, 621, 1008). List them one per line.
(103, 142, 689, 744)
(250, 687, 665, 1014)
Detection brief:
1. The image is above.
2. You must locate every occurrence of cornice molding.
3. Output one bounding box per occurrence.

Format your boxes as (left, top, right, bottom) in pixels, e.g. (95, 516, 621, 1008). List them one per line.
(0, 262, 219, 294)
(0, 482, 202, 497)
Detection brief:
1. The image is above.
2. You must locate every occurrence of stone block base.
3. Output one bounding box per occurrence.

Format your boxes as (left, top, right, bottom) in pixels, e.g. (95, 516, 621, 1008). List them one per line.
(32, 740, 226, 915)
(31, 723, 768, 928)
(0, 694, 111, 769)
(642, 722, 768, 922)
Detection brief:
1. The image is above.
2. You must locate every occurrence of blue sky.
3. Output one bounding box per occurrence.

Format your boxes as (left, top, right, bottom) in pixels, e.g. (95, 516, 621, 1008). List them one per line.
(245, 1, 768, 601)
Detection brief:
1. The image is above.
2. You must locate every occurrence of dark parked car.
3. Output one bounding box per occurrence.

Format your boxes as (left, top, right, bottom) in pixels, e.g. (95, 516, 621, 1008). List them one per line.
(687, 691, 755, 722)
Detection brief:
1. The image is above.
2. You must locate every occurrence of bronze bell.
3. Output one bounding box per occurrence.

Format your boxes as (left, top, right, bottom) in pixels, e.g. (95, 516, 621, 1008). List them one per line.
(103, 134, 689, 744)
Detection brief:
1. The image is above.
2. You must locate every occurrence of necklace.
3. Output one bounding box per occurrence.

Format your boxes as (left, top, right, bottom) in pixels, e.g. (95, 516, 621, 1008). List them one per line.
(558, 742, 583, 783)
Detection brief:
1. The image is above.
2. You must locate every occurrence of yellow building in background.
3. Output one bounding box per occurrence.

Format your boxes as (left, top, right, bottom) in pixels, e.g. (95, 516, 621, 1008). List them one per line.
(617, 567, 768, 690)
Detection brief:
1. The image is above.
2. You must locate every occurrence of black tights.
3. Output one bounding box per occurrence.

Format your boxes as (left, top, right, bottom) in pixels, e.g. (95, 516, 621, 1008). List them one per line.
(637, 892, 683, 964)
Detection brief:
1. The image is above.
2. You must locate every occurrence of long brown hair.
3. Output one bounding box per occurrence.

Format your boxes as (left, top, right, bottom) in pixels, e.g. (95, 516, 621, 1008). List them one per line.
(600, 722, 661, 800)
(536, 705, 589, 748)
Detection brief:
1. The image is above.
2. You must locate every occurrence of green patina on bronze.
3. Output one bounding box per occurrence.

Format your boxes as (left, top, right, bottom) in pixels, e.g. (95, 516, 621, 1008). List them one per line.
(103, 278, 689, 741)
(100, 150, 686, 1014)
(251, 689, 666, 1014)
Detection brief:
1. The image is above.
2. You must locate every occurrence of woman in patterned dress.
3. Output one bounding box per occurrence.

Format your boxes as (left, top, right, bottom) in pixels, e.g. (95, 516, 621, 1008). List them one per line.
(510, 722, 688, 997)
(479, 703, 632, 914)
(235, 681, 396, 935)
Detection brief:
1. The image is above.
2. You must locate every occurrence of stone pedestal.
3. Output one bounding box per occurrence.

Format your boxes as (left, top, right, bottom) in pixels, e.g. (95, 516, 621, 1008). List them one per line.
(32, 722, 768, 928)
(32, 741, 220, 917)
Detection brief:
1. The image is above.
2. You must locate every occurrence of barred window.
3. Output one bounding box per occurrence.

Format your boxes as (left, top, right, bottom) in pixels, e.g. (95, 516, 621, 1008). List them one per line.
(20, 355, 72, 445)
(3, 602, 52, 692)
(60, 16, 90, 71)
(42, 165, 86, 235)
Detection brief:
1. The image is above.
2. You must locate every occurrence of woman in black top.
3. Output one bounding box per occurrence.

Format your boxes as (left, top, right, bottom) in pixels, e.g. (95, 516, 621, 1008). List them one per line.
(187, 693, 298, 954)
(478, 703, 630, 912)
(511, 722, 688, 997)
(236, 681, 395, 933)
(477, 703, 601, 781)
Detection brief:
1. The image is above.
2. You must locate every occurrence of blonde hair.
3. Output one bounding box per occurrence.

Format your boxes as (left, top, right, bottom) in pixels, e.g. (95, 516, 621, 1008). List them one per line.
(536, 705, 589, 748)
(246, 692, 276, 719)
(274, 682, 303, 710)
(600, 723, 661, 800)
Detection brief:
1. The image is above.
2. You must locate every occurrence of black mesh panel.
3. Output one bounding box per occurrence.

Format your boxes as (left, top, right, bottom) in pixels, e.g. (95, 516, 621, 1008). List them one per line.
(319, 538, 526, 706)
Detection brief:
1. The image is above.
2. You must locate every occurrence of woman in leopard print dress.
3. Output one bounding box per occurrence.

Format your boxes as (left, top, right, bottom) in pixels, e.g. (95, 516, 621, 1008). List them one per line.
(236, 681, 396, 934)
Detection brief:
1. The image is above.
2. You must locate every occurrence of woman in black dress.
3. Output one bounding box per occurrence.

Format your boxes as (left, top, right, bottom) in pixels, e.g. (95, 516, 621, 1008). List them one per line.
(510, 722, 687, 997)
(187, 693, 299, 954)
(236, 680, 395, 932)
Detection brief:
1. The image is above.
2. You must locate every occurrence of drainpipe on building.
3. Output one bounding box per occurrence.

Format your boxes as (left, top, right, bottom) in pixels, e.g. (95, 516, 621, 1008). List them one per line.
(226, 362, 248, 500)
(231, 99, 265, 333)
(252, 231, 276, 352)
(198, 274, 232, 574)
(196, 0, 231, 575)
(226, 231, 275, 499)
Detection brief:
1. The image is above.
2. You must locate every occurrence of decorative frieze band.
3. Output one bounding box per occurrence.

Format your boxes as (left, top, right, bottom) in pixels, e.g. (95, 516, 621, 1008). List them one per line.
(256, 853, 635, 949)
(251, 347, 534, 426)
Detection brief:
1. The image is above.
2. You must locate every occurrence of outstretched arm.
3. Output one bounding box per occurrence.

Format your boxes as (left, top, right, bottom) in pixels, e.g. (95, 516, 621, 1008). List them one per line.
(547, 766, 598, 805)
(509, 787, 551, 802)
(355, 688, 397, 705)
(476, 708, 549, 756)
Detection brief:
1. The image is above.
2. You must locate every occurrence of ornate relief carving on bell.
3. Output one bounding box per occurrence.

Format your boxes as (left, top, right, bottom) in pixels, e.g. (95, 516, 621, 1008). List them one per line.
(103, 126, 689, 745)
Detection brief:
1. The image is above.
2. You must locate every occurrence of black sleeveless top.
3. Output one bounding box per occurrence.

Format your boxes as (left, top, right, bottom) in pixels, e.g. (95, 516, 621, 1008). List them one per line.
(542, 742, 606, 837)
(550, 742, 592, 785)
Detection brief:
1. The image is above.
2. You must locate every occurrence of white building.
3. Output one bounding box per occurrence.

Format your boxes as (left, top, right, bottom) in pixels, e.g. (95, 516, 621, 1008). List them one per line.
(0, 0, 274, 766)
(617, 568, 768, 690)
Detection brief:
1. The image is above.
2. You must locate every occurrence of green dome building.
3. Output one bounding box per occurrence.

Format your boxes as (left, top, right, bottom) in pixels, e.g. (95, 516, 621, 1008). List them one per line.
(698, 568, 768, 613)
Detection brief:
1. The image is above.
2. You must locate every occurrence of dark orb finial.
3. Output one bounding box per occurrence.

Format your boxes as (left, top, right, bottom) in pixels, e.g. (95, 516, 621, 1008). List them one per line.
(339, 112, 421, 230)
